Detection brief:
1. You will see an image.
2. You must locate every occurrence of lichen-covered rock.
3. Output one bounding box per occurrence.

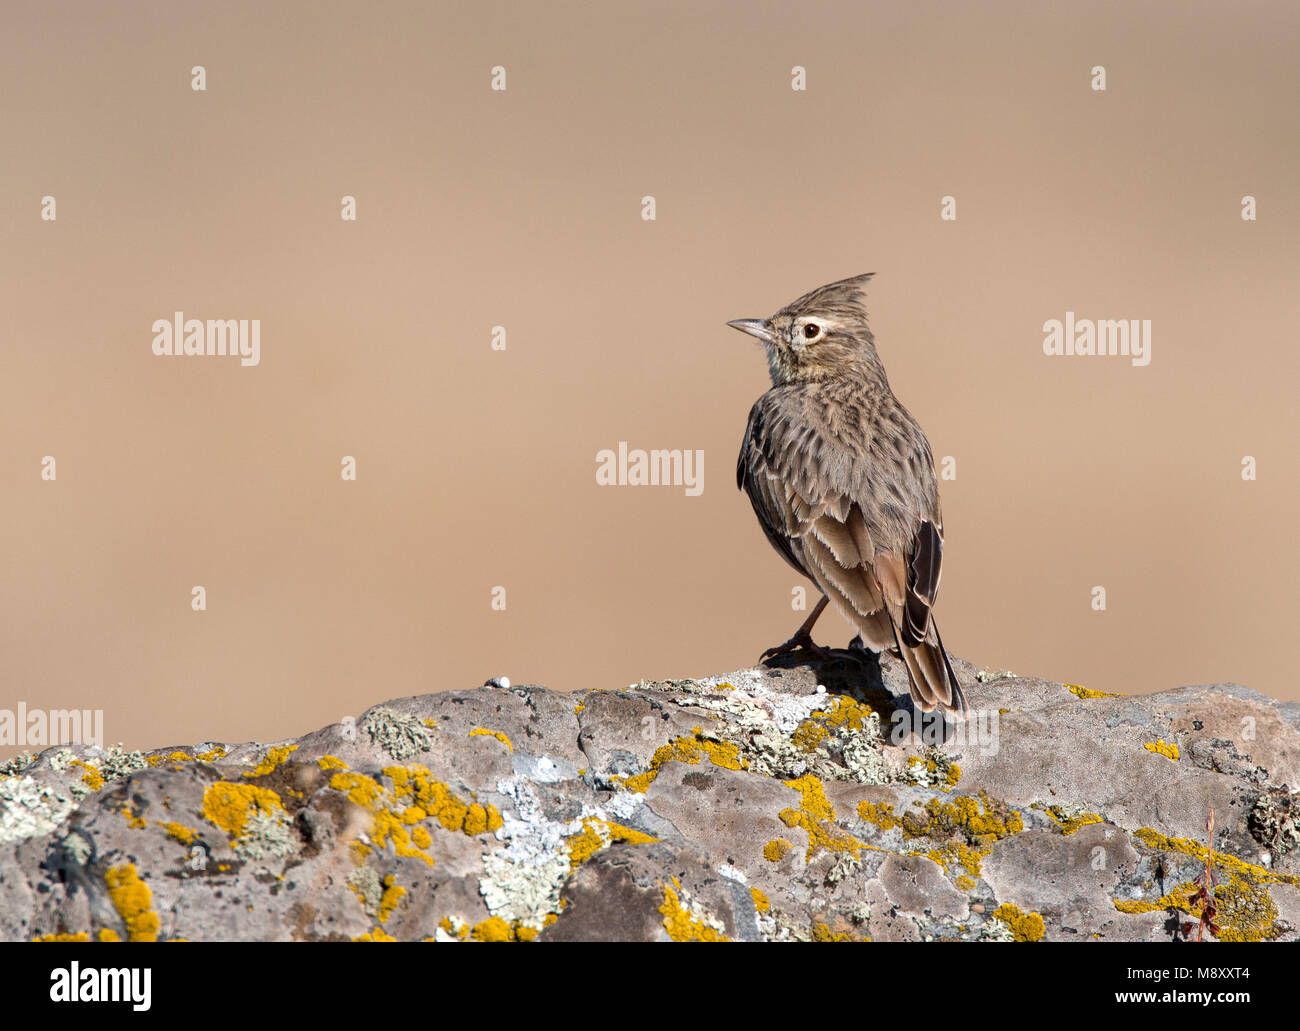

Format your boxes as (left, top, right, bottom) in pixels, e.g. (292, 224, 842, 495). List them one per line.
(3, 655, 1298, 942)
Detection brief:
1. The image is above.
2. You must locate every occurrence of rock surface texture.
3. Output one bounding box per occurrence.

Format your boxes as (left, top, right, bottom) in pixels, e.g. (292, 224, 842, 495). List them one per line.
(3, 654, 1299, 942)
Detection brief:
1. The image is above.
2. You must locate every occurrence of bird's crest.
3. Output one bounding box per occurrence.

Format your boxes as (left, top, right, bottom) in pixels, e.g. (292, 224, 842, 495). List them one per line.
(776, 273, 874, 322)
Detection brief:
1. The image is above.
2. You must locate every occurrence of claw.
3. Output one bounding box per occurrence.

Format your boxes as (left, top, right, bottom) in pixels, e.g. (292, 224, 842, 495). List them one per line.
(759, 630, 833, 665)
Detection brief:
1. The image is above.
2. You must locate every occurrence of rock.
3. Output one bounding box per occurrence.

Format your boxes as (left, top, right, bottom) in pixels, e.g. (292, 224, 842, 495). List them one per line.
(2, 654, 1298, 942)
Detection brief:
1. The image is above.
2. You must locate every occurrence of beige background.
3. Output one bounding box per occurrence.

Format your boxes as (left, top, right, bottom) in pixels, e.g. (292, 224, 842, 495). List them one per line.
(2, 0, 1297, 758)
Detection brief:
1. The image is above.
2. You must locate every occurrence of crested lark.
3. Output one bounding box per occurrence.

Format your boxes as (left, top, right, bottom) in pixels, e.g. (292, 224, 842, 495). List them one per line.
(729, 274, 967, 717)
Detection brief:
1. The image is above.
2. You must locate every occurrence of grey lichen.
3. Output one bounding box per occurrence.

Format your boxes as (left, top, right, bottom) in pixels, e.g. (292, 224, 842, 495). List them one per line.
(231, 810, 299, 861)
(362, 706, 434, 761)
(0, 776, 75, 844)
(1249, 787, 1300, 858)
(347, 865, 386, 919)
(479, 850, 569, 929)
(0, 753, 35, 779)
(96, 746, 149, 782)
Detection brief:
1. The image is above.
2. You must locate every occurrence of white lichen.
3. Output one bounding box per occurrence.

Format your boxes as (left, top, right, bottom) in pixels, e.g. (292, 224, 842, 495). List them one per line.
(0, 776, 75, 844)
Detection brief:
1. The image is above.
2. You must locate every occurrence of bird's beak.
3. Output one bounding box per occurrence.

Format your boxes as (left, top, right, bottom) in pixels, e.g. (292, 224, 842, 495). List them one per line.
(727, 318, 779, 347)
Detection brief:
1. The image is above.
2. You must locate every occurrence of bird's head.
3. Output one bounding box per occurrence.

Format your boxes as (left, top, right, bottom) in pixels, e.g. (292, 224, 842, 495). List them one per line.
(727, 273, 886, 388)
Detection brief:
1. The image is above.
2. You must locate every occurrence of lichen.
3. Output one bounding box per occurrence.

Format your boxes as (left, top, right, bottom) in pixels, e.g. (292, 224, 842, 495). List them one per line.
(776, 775, 863, 861)
(991, 903, 1045, 942)
(1040, 803, 1104, 835)
(0, 776, 74, 844)
(660, 881, 729, 942)
(625, 729, 747, 793)
(105, 864, 160, 942)
(0, 753, 35, 779)
(1113, 874, 1280, 942)
(327, 764, 502, 867)
(923, 842, 992, 878)
(1067, 684, 1118, 699)
(469, 728, 514, 752)
(751, 887, 771, 913)
(764, 838, 793, 862)
(1131, 827, 1300, 887)
(362, 707, 435, 761)
(856, 800, 900, 831)
(1144, 739, 1180, 761)
(901, 791, 1024, 843)
(202, 781, 284, 841)
(1249, 788, 1300, 857)
(158, 821, 198, 845)
(244, 744, 298, 778)
(563, 818, 658, 870)
(898, 748, 961, 790)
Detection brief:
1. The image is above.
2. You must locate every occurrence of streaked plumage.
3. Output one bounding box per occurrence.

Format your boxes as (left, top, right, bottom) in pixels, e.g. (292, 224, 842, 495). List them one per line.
(729, 274, 967, 717)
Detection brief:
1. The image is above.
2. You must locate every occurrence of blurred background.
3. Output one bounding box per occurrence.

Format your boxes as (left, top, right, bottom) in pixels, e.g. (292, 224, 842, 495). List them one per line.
(2, 0, 1296, 757)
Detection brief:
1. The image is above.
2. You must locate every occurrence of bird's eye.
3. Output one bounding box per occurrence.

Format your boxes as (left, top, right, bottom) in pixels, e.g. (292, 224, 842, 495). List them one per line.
(804, 323, 820, 339)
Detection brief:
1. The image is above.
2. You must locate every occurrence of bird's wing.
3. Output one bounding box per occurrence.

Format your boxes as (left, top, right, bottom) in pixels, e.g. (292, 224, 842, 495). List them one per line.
(737, 398, 813, 577)
(738, 394, 888, 627)
(739, 391, 965, 714)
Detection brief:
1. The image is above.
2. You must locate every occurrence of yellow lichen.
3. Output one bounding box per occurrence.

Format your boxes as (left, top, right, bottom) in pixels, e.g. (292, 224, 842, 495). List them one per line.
(1144, 739, 1180, 761)
(659, 884, 729, 942)
(764, 838, 793, 862)
(98, 928, 121, 942)
(317, 755, 348, 770)
(751, 887, 771, 914)
(574, 702, 586, 715)
(32, 932, 90, 942)
(201, 781, 284, 842)
(564, 818, 659, 870)
(793, 695, 874, 753)
(377, 875, 405, 924)
(902, 791, 1024, 842)
(354, 927, 397, 942)
(327, 764, 502, 868)
(993, 903, 1045, 942)
(810, 920, 857, 942)
(121, 804, 147, 830)
(244, 744, 298, 777)
(625, 730, 747, 793)
(469, 728, 514, 752)
(922, 842, 992, 878)
(72, 760, 103, 792)
(1068, 684, 1118, 699)
(955, 875, 976, 891)
(105, 864, 160, 942)
(857, 800, 900, 831)
(1132, 828, 1299, 887)
(439, 916, 470, 940)
(471, 916, 514, 942)
(779, 775, 862, 860)
(158, 821, 197, 844)
(1113, 874, 1280, 942)
(1044, 806, 1104, 835)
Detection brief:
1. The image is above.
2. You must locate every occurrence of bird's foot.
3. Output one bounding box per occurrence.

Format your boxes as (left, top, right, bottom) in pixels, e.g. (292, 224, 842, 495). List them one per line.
(759, 631, 833, 666)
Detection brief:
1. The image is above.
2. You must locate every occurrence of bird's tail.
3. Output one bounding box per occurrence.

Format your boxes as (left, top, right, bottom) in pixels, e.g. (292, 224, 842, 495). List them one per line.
(892, 618, 967, 718)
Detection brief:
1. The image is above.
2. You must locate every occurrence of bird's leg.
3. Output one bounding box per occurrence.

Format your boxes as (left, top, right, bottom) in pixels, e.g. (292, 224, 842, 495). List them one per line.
(760, 596, 832, 664)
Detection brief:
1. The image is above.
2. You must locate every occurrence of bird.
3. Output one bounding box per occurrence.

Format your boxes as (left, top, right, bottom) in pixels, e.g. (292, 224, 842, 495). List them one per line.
(728, 273, 967, 717)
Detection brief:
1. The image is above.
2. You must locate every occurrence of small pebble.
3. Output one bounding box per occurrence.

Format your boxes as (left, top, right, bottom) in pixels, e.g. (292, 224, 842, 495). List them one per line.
(484, 676, 511, 689)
